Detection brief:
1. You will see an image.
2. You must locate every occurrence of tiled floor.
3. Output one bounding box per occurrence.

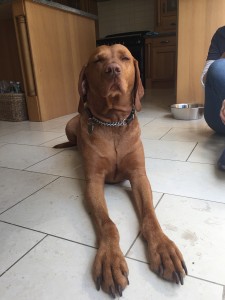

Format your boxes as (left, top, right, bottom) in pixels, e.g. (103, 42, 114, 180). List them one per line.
(0, 89, 225, 299)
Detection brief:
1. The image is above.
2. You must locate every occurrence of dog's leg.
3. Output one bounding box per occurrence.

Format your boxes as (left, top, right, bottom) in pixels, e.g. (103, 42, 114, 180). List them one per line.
(86, 178, 129, 298)
(130, 174, 187, 285)
(53, 115, 79, 148)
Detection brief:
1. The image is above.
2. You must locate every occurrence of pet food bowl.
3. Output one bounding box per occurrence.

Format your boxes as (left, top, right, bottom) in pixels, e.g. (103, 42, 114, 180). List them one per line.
(170, 103, 204, 120)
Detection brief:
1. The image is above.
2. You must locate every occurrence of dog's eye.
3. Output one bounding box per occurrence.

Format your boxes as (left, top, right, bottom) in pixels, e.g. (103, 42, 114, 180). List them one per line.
(121, 56, 130, 61)
(94, 57, 104, 63)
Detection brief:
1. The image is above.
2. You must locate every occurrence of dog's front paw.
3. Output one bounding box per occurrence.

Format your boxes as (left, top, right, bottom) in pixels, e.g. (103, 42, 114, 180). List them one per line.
(93, 244, 129, 298)
(147, 234, 188, 285)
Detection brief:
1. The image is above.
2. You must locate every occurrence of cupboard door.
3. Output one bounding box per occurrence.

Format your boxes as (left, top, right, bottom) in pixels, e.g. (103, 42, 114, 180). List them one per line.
(151, 45, 176, 81)
(161, 0, 177, 16)
(155, 0, 177, 32)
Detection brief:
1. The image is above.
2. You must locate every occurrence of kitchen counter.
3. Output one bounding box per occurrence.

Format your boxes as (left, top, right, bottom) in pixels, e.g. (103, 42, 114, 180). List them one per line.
(32, 0, 98, 20)
(0, 0, 98, 20)
(144, 31, 176, 39)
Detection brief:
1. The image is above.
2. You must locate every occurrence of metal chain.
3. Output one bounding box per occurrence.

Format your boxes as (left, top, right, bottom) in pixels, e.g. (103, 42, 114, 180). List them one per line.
(91, 117, 128, 127)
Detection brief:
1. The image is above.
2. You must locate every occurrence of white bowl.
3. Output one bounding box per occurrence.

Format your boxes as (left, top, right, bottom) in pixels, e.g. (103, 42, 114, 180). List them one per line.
(171, 103, 204, 120)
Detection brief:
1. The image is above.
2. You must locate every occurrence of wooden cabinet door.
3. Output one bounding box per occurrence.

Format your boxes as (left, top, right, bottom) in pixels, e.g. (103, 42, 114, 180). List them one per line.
(155, 0, 177, 32)
(151, 45, 176, 81)
(145, 36, 177, 88)
(161, 0, 177, 16)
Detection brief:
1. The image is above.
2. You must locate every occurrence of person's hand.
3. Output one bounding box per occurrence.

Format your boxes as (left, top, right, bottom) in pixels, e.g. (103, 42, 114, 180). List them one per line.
(220, 100, 225, 125)
(221, 52, 225, 58)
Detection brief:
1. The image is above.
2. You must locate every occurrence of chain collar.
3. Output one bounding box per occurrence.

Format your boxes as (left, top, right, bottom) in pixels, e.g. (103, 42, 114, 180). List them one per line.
(85, 106, 135, 134)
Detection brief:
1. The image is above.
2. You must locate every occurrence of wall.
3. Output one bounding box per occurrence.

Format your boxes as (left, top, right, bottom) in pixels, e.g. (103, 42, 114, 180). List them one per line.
(97, 0, 154, 38)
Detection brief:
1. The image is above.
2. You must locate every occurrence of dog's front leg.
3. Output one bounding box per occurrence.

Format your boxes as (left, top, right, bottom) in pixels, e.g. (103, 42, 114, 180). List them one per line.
(130, 175, 188, 284)
(86, 178, 129, 298)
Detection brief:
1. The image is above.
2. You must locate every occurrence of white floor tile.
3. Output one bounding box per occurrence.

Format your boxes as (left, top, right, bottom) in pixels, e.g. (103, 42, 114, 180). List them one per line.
(0, 168, 57, 213)
(8, 121, 65, 132)
(142, 139, 196, 161)
(141, 126, 171, 139)
(188, 142, 225, 164)
(123, 258, 222, 300)
(0, 178, 144, 254)
(0, 222, 45, 275)
(147, 115, 208, 129)
(137, 117, 155, 127)
(162, 127, 224, 143)
(0, 144, 62, 169)
(40, 135, 68, 147)
(145, 158, 225, 203)
(8, 113, 76, 133)
(0, 130, 64, 146)
(0, 126, 21, 137)
(0, 121, 16, 129)
(128, 194, 225, 285)
(0, 236, 101, 300)
(0, 236, 222, 300)
(26, 149, 83, 178)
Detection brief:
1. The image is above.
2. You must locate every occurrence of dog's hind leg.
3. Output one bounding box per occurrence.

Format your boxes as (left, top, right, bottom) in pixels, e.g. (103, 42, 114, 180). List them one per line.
(54, 115, 80, 148)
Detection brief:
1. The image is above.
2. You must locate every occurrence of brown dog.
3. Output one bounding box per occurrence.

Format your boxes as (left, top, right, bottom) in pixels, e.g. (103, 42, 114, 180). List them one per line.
(55, 44, 187, 298)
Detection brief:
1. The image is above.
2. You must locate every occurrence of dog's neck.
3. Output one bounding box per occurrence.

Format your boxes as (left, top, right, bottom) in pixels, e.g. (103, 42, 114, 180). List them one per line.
(86, 93, 134, 123)
(84, 105, 135, 135)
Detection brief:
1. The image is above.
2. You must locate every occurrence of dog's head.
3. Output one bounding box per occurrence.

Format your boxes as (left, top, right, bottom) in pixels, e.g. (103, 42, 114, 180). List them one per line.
(78, 44, 144, 114)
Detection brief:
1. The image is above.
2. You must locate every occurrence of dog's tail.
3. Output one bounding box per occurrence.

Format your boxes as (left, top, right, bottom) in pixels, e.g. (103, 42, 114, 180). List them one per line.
(53, 141, 76, 149)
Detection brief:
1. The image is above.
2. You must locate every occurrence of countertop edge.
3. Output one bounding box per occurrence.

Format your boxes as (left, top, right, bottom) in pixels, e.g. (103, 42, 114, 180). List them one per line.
(32, 0, 98, 20)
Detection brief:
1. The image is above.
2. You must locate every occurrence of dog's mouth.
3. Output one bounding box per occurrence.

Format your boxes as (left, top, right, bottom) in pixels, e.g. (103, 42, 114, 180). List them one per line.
(108, 76, 124, 91)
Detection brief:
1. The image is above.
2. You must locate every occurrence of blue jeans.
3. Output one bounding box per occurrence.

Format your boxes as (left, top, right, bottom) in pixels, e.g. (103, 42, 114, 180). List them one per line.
(205, 59, 225, 135)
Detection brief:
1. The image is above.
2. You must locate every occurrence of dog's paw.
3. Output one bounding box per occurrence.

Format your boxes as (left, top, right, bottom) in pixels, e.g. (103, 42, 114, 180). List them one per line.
(93, 244, 129, 298)
(147, 234, 188, 285)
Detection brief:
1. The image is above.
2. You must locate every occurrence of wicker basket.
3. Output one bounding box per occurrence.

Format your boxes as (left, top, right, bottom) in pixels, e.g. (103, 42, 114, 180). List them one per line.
(0, 93, 28, 121)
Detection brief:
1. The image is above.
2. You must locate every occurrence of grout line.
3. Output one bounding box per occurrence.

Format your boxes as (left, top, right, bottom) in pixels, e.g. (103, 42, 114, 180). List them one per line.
(159, 127, 173, 140)
(126, 256, 149, 265)
(154, 193, 165, 209)
(38, 134, 66, 146)
(0, 235, 48, 278)
(0, 176, 60, 216)
(187, 274, 224, 288)
(145, 156, 216, 166)
(23, 149, 68, 170)
(0, 220, 97, 251)
(185, 142, 198, 162)
(22, 169, 86, 182)
(154, 191, 225, 206)
(0, 165, 85, 182)
(125, 232, 141, 257)
(126, 256, 224, 288)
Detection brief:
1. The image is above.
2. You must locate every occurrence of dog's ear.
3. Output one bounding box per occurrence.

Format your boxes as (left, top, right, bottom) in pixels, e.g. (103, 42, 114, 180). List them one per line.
(78, 65, 88, 113)
(133, 59, 144, 112)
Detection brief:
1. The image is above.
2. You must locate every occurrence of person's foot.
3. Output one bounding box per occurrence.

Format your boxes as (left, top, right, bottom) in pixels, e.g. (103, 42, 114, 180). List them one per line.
(217, 148, 225, 171)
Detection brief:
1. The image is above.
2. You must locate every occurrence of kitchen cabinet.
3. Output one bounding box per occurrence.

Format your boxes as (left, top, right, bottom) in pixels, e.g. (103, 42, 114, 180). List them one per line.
(155, 0, 177, 32)
(177, 0, 225, 104)
(145, 35, 176, 88)
(0, 0, 96, 121)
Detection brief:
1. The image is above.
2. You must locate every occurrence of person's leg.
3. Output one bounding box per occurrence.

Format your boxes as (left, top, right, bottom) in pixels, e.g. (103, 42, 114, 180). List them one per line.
(205, 59, 225, 135)
(217, 149, 225, 171)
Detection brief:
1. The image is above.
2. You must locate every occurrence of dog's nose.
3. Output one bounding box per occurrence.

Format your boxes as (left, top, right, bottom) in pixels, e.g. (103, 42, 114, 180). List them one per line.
(105, 63, 121, 76)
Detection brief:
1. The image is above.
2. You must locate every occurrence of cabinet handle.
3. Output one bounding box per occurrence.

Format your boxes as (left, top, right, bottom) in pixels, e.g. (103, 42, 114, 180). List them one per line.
(170, 22, 176, 26)
(160, 40, 169, 44)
